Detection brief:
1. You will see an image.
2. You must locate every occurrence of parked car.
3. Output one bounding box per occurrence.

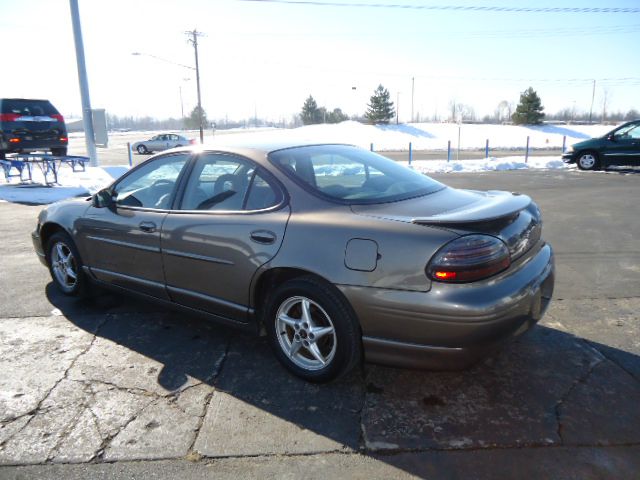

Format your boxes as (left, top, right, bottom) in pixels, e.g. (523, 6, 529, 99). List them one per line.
(562, 119, 640, 170)
(32, 142, 554, 382)
(132, 133, 195, 154)
(0, 98, 68, 158)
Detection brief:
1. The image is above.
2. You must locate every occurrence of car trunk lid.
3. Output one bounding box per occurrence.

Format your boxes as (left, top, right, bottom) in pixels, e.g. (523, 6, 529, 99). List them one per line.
(351, 187, 542, 262)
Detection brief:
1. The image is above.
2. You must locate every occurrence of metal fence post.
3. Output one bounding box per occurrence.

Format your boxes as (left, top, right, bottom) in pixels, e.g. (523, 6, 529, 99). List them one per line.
(525, 136, 530, 163)
(370, 143, 374, 152)
(127, 142, 133, 167)
(485, 139, 489, 159)
(447, 140, 451, 163)
(562, 135, 567, 153)
(408, 142, 412, 166)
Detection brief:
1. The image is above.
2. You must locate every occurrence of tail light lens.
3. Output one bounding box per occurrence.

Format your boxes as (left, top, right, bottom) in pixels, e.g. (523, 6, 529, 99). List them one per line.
(0, 113, 20, 122)
(9, 138, 21, 143)
(60, 137, 68, 143)
(189, 139, 196, 145)
(427, 234, 511, 283)
(52, 114, 65, 123)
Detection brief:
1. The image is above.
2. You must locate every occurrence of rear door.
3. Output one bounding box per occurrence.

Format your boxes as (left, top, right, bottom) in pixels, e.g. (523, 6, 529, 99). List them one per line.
(76, 152, 191, 299)
(161, 152, 290, 323)
(604, 122, 640, 166)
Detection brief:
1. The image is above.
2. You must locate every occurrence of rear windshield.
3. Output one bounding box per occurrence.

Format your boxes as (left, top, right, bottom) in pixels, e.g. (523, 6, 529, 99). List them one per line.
(269, 144, 444, 204)
(1, 99, 58, 116)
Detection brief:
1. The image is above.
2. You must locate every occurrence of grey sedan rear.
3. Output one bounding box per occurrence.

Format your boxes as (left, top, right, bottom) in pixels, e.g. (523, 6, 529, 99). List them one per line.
(32, 142, 554, 382)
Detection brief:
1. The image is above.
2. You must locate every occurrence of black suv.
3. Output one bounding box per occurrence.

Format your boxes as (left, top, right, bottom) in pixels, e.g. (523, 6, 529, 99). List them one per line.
(0, 98, 68, 159)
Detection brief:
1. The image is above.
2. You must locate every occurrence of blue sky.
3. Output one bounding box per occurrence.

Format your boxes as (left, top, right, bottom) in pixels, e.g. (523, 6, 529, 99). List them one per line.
(1, 0, 639, 122)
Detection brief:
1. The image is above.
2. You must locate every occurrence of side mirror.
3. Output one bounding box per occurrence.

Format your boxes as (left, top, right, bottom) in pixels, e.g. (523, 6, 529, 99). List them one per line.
(607, 134, 615, 141)
(92, 189, 114, 208)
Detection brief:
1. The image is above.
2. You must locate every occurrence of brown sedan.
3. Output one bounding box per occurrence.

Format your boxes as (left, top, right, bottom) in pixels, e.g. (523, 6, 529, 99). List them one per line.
(32, 142, 554, 382)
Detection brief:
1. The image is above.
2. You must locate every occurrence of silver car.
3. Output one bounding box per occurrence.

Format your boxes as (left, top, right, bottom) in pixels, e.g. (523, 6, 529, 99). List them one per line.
(32, 141, 554, 382)
(132, 133, 194, 154)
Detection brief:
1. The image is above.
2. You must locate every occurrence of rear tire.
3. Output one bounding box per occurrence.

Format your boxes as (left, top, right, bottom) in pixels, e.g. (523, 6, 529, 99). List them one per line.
(265, 276, 362, 383)
(577, 151, 600, 171)
(46, 232, 88, 297)
(136, 144, 148, 154)
(51, 147, 67, 157)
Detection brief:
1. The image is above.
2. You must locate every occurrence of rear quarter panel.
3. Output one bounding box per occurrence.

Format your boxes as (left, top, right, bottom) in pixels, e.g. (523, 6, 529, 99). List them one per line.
(267, 204, 458, 292)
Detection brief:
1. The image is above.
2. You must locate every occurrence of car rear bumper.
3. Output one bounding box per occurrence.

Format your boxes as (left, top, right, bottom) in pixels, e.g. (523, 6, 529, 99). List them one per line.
(338, 243, 554, 370)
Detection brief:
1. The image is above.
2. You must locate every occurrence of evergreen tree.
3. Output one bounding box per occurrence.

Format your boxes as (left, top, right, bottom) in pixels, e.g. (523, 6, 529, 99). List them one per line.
(327, 108, 349, 124)
(301, 96, 321, 125)
(512, 87, 545, 125)
(365, 85, 395, 124)
(185, 105, 208, 130)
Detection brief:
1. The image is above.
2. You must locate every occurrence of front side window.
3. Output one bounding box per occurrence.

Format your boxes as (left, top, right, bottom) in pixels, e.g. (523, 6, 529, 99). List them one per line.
(615, 123, 640, 140)
(113, 153, 189, 209)
(180, 153, 281, 211)
(270, 144, 444, 204)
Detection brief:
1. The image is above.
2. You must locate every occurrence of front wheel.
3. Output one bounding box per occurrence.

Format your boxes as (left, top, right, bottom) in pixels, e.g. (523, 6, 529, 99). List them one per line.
(265, 276, 362, 383)
(136, 144, 148, 154)
(46, 232, 88, 296)
(577, 151, 600, 171)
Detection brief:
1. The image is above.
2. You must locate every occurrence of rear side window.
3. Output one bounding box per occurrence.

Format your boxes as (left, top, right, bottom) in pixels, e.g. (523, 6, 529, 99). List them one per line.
(180, 153, 282, 212)
(1, 99, 58, 116)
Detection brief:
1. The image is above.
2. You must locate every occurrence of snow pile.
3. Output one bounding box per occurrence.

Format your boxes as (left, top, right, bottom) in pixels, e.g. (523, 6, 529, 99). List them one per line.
(206, 121, 611, 151)
(401, 156, 569, 174)
(0, 165, 126, 205)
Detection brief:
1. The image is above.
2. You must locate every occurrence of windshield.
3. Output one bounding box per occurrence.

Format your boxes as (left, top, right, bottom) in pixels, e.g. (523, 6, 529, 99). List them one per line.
(269, 144, 444, 204)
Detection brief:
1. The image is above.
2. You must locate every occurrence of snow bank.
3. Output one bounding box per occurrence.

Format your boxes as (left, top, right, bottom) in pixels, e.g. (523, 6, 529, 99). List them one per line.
(0, 165, 127, 205)
(401, 156, 569, 174)
(205, 121, 611, 151)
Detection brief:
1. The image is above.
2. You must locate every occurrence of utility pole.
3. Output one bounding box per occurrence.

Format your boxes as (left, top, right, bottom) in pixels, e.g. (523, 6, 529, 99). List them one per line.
(186, 29, 204, 143)
(411, 77, 415, 123)
(589, 79, 596, 124)
(69, 0, 98, 166)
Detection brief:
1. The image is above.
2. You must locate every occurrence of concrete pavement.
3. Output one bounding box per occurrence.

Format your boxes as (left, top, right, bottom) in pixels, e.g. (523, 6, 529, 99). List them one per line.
(0, 169, 639, 479)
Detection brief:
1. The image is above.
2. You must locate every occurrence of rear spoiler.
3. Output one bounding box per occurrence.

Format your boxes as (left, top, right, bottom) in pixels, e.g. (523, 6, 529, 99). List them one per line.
(412, 192, 531, 225)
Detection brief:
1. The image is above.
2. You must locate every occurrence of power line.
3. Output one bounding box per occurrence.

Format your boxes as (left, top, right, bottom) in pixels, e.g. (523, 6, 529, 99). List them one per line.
(220, 23, 640, 39)
(238, 0, 640, 14)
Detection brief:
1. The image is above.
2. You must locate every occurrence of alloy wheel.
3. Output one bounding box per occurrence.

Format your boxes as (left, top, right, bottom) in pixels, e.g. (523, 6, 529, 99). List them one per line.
(51, 241, 78, 292)
(275, 296, 337, 371)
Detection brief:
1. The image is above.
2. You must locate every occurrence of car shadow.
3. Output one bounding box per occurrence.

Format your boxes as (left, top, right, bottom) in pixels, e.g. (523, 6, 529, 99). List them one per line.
(46, 284, 640, 476)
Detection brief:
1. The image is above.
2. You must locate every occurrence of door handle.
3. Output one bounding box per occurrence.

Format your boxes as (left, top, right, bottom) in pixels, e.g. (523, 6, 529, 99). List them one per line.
(139, 221, 157, 233)
(250, 230, 276, 244)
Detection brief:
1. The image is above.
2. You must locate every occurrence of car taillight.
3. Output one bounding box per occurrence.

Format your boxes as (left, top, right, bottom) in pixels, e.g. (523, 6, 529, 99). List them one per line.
(60, 137, 68, 143)
(0, 113, 20, 122)
(189, 139, 196, 145)
(9, 138, 21, 143)
(52, 114, 65, 122)
(427, 234, 511, 283)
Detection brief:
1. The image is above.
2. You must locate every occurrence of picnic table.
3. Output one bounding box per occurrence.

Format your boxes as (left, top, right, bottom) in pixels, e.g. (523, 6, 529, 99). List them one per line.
(0, 154, 89, 185)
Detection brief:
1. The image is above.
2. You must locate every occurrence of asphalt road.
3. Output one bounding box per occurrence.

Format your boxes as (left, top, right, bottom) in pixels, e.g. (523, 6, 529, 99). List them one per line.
(1, 169, 639, 479)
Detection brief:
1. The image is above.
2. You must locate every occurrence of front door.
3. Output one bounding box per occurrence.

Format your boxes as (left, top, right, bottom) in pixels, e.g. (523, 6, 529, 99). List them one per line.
(161, 152, 290, 323)
(76, 152, 191, 299)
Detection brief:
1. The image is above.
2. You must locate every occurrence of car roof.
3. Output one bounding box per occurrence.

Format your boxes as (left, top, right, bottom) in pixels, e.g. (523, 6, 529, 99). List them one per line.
(198, 138, 354, 155)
